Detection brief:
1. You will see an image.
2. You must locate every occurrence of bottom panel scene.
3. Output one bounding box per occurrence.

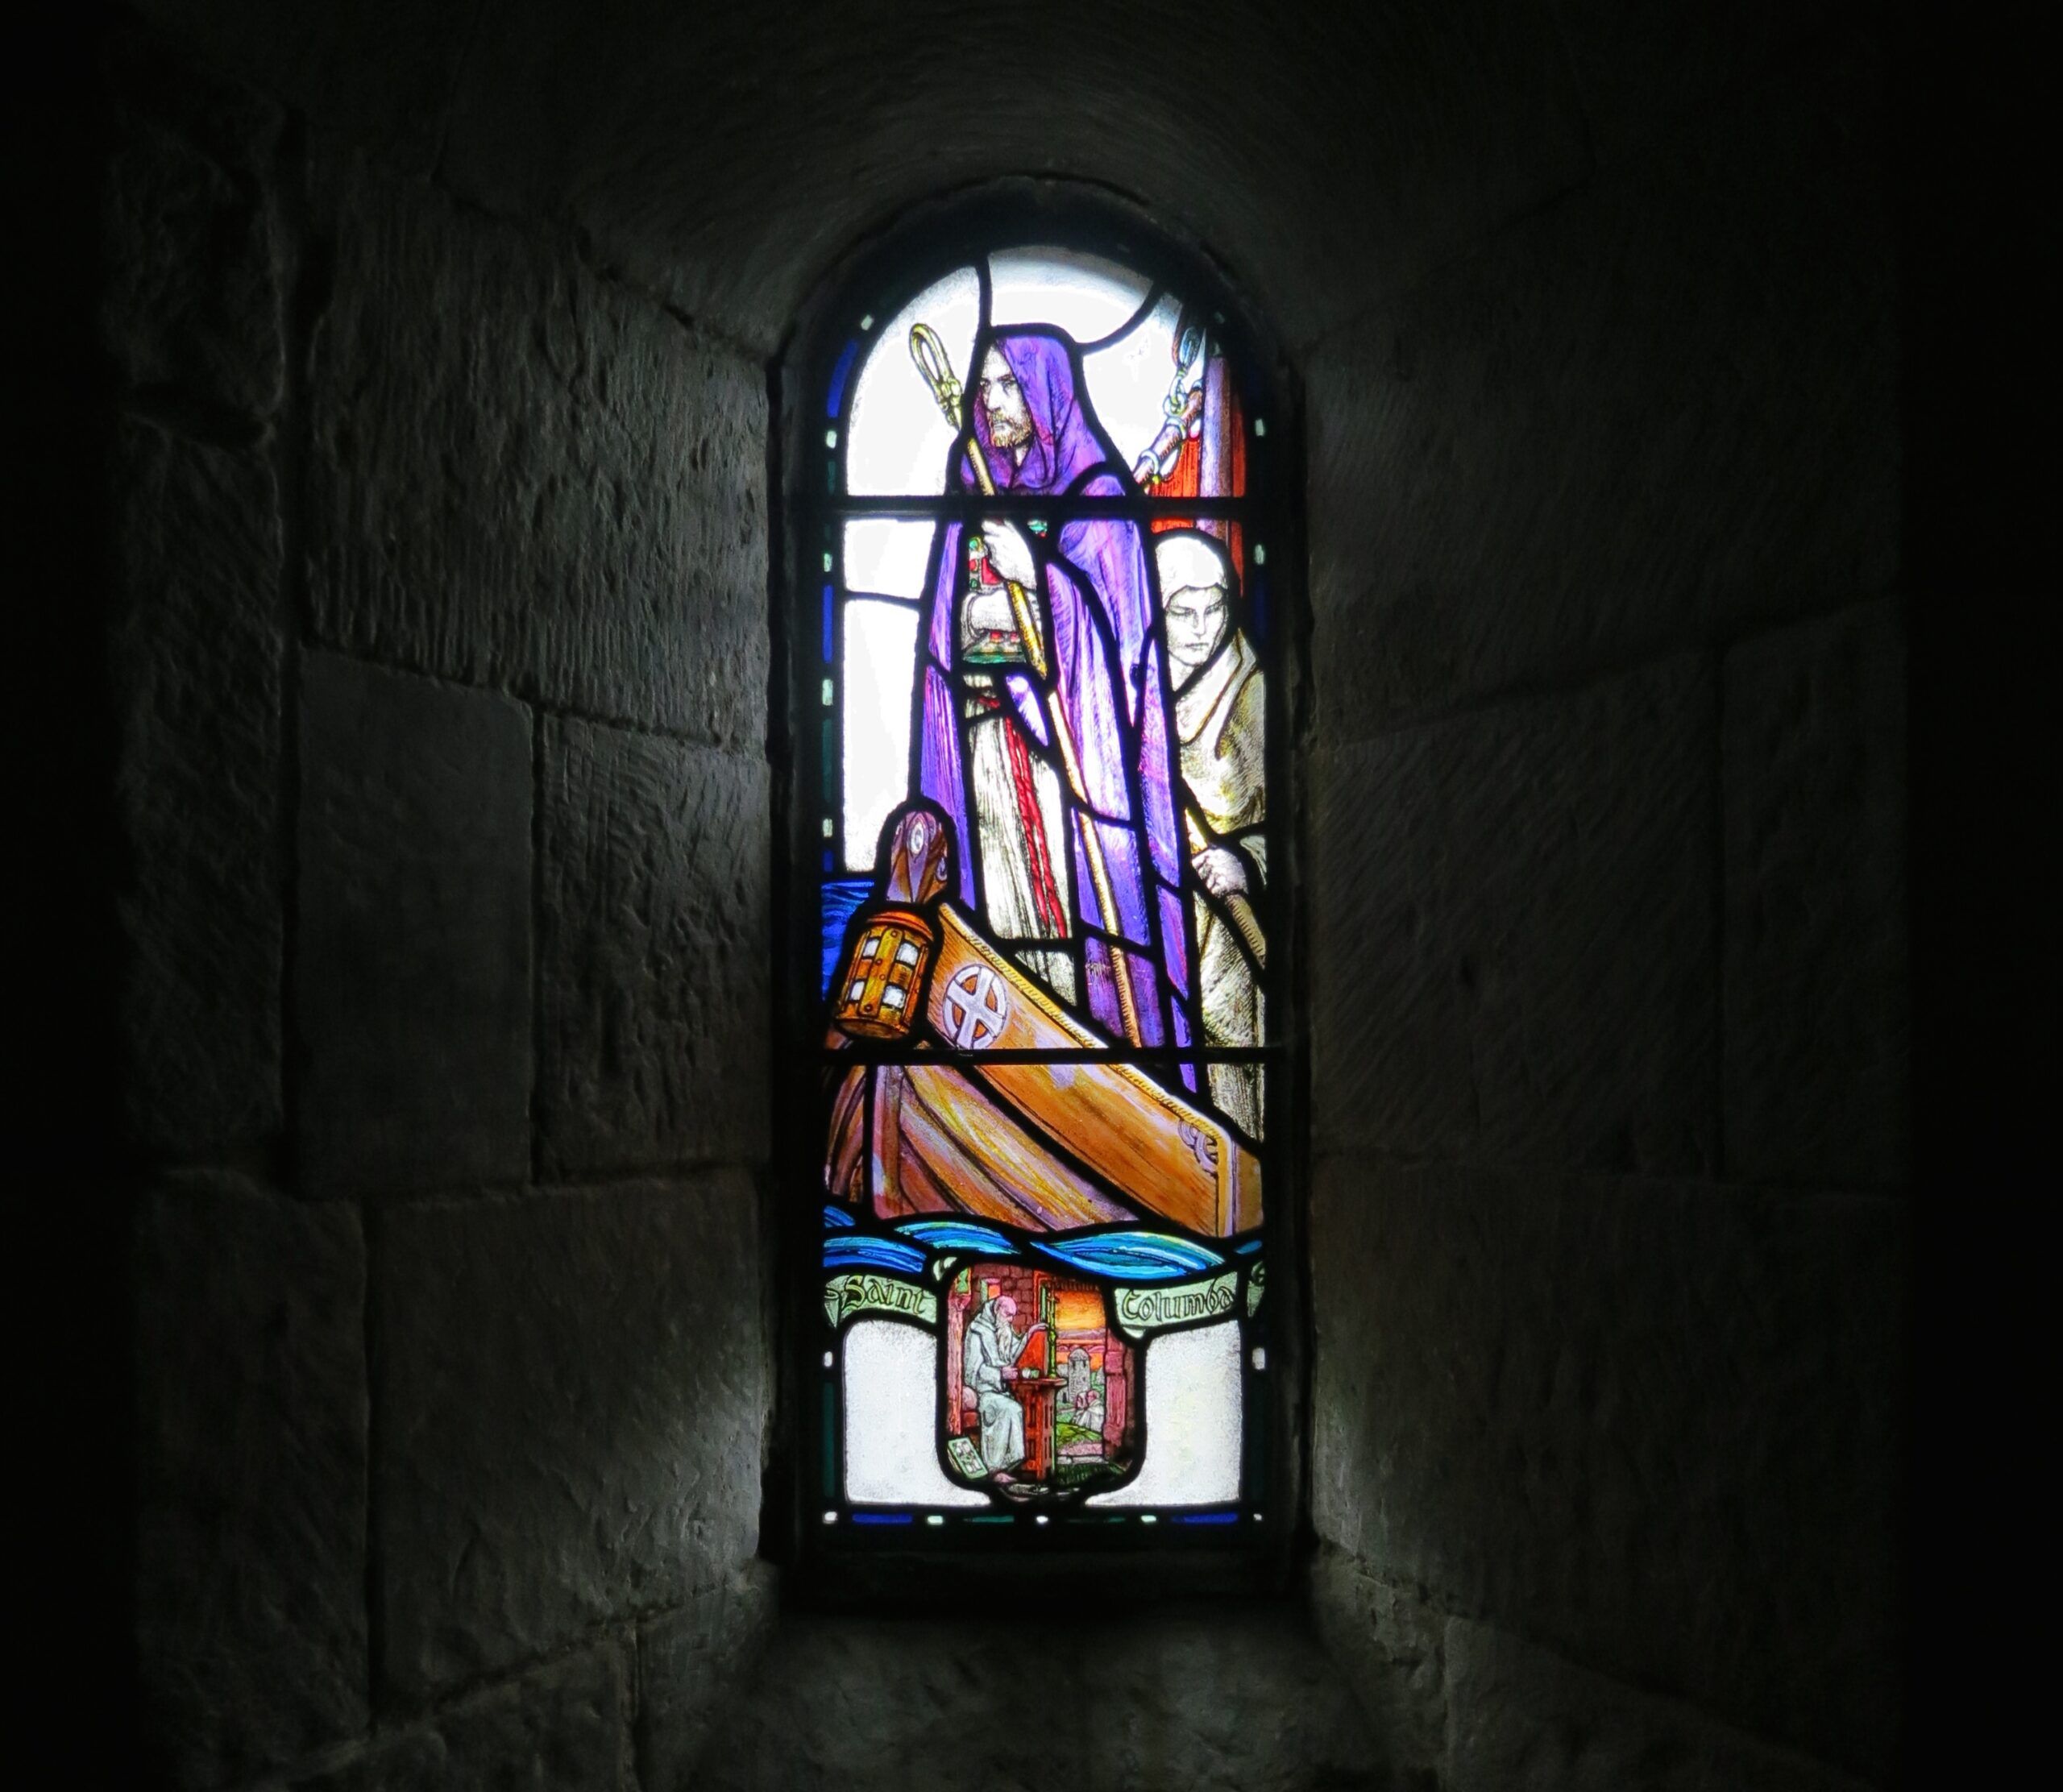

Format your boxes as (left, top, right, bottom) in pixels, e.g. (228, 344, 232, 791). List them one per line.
(809, 799, 1276, 1542)
(819, 1216, 1271, 1537)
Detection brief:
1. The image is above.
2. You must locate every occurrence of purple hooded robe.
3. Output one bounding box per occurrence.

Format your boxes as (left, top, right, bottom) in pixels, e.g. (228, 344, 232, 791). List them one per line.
(916, 330, 1194, 1055)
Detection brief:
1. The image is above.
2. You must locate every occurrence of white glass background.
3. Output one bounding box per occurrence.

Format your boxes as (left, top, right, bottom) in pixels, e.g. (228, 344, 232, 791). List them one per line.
(1085, 1321, 1244, 1508)
(840, 599, 919, 870)
(841, 1320, 990, 1508)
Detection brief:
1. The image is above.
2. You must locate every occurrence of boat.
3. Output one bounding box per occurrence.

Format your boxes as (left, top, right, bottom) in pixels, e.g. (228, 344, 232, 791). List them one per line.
(822, 804, 1262, 1239)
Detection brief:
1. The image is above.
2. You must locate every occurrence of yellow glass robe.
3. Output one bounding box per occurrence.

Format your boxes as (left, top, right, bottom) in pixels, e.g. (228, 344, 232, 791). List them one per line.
(1174, 629, 1265, 1139)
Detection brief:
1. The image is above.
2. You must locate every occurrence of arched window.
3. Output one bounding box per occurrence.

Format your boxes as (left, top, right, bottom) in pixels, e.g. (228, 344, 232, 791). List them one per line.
(782, 209, 1295, 1562)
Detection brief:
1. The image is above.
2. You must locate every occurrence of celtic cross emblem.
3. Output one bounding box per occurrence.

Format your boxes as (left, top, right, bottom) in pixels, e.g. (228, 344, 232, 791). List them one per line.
(941, 964, 1009, 1050)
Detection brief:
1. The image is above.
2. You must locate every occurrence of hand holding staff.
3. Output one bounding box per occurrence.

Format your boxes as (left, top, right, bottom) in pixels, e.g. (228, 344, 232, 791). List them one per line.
(1184, 813, 1268, 973)
(909, 324, 1048, 677)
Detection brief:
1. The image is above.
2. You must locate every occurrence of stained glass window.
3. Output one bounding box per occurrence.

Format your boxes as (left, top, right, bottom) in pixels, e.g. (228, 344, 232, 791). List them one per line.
(793, 239, 1283, 1547)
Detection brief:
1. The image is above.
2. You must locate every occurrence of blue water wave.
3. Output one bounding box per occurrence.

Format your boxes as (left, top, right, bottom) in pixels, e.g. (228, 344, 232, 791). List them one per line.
(897, 1218, 1020, 1257)
(1027, 1231, 1225, 1281)
(820, 880, 872, 996)
(825, 1216, 1231, 1285)
(823, 1234, 928, 1276)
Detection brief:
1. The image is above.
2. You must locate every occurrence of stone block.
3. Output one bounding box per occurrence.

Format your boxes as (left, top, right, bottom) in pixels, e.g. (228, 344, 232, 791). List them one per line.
(134, 1175, 367, 1786)
(633, 1562, 779, 1791)
(1310, 44, 1896, 734)
(1309, 1548, 1447, 1789)
(1446, 1617, 1878, 1792)
(692, 1607, 1380, 1792)
(1725, 603, 1908, 1188)
(111, 417, 284, 1158)
(1085, 1607, 1384, 1792)
(286, 1645, 629, 1792)
(373, 1176, 766, 1704)
(306, 154, 767, 741)
(297, 653, 531, 1197)
(1309, 1156, 1905, 1779)
(695, 1616, 1092, 1792)
(1310, 657, 1716, 1174)
(434, 0, 1589, 359)
(131, 0, 475, 176)
(539, 719, 769, 1176)
(102, 21, 285, 419)
(1544, 0, 1858, 163)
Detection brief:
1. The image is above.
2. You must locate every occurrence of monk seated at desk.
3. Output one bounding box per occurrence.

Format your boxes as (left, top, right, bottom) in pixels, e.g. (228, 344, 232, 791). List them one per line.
(960, 1295, 1058, 1483)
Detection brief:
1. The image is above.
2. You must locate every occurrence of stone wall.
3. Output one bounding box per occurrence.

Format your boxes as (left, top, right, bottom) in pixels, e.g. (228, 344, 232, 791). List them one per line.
(1302, 11, 1908, 1790)
(98, 2, 1916, 1787)
(105, 23, 776, 1789)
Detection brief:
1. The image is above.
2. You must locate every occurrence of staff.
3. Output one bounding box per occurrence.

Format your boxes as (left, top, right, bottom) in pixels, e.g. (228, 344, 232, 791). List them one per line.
(909, 322, 1143, 1050)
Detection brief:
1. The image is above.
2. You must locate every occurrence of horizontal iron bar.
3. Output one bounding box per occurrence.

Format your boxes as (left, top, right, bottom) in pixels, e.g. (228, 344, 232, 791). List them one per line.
(816, 1045, 1285, 1065)
(818, 494, 1260, 520)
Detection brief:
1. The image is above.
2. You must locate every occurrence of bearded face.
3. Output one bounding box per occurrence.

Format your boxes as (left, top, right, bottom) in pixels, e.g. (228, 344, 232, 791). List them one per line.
(978, 347, 1033, 454)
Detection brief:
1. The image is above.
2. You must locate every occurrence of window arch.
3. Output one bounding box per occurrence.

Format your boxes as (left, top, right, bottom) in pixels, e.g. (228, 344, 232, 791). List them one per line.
(779, 203, 1297, 1566)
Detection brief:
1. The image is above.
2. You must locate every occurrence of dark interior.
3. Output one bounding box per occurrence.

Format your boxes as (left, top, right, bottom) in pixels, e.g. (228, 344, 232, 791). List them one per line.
(18, 2, 2043, 1786)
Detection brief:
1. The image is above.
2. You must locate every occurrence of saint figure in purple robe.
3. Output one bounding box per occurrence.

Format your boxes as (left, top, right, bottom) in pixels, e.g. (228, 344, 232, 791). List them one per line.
(915, 329, 1194, 1056)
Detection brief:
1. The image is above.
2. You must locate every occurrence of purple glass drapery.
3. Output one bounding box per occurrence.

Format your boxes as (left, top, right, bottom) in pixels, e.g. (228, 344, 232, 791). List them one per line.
(915, 330, 1194, 1051)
